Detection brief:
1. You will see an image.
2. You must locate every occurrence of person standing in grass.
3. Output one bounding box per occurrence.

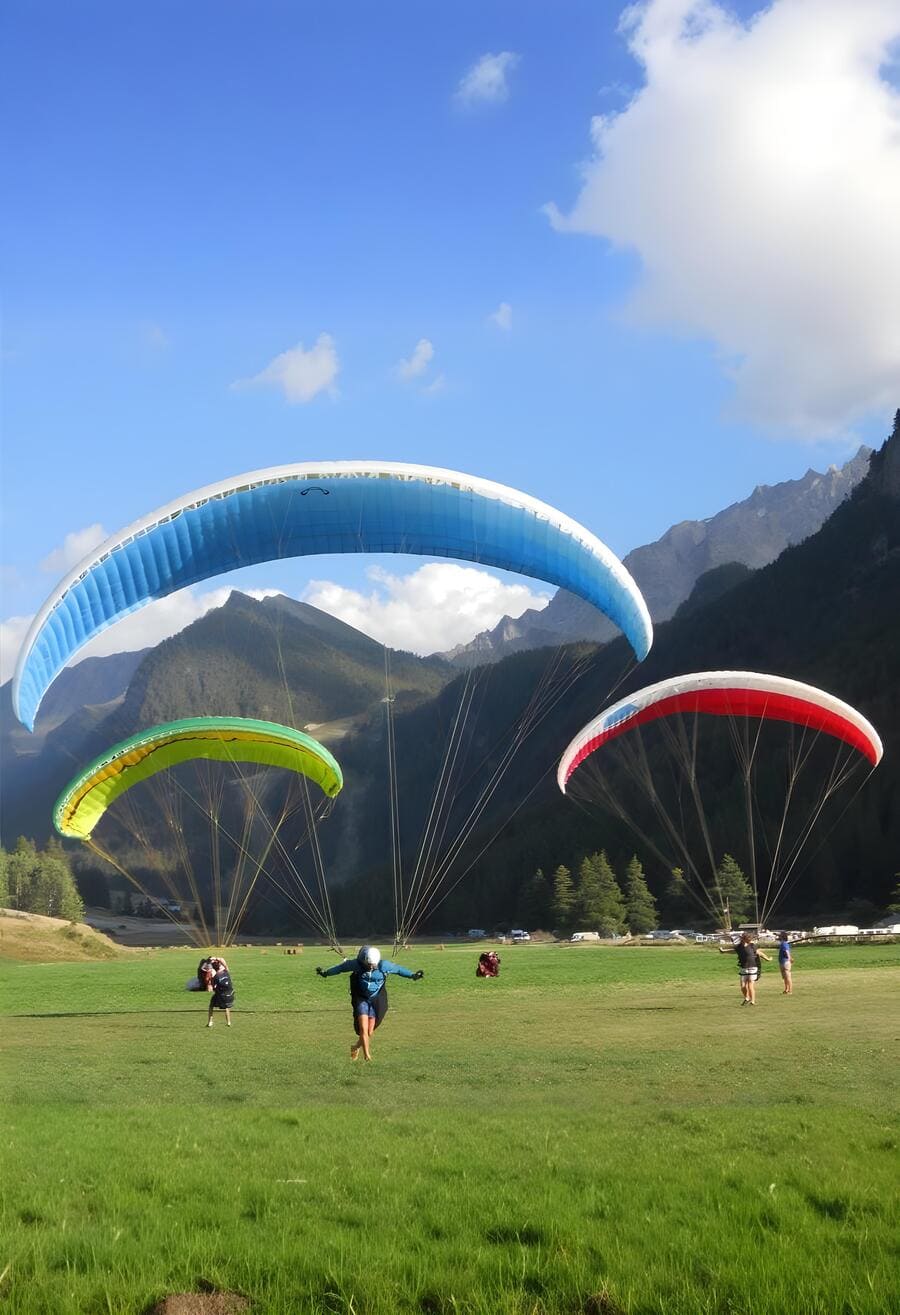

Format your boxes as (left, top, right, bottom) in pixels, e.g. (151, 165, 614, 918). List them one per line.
(777, 932, 794, 994)
(206, 963, 235, 1027)
(316, 946, 423, 1060)
(719, 932, 771, 1005)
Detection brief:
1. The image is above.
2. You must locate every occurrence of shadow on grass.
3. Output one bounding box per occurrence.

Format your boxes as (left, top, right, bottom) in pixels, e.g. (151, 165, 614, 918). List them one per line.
(619, 1005, 680, 1011)
(6, 1007, 341, 1018)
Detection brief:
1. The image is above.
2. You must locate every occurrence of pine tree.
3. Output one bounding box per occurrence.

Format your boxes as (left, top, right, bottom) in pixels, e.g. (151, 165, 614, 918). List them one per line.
(551, 865, 576, 932)
(7, 837, 39, 911)
(518, 868, 551, 929)
(2, 839, 84, 921)
(623, 855, 658, 934)
(715, 854, 753, 927)
(575, 855, 603, 928)
(591, 851, 627, 935)
(662, 868, 693, 925)
(31, 848, 84, 921)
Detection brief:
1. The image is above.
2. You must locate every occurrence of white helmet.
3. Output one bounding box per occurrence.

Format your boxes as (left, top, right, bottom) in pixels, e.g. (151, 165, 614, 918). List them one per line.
(358, 945, 380, 967)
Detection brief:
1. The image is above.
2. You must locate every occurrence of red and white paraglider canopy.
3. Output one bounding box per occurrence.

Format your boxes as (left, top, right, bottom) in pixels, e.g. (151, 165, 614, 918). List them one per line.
(558, 671, 883, 792)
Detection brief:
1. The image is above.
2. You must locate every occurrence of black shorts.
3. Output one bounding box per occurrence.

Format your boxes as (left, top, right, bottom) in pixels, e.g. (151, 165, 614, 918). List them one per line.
(211, 992, 235, 1009)
(351, 984, 388, 1028)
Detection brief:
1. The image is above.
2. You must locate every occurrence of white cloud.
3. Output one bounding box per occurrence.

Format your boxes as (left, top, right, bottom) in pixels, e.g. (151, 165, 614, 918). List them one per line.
(456, 52, 520, 106)
(302, 563, 550, 655)
(396, 338, 435, 381)
(77, 586, 284, 661)
(546, 0, 900, 437)
(0, 587, 283, 685)
(488, 302, 512, 331)
(40, 524, 108, 575)
(234, 334, 339, 403)
(1, 565, 550, 684)
(422, 372, 447, 396)
(0, 615, 31, 684)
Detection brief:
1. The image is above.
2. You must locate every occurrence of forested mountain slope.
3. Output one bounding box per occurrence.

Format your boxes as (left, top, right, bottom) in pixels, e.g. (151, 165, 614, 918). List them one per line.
(339, 415, 898, 929)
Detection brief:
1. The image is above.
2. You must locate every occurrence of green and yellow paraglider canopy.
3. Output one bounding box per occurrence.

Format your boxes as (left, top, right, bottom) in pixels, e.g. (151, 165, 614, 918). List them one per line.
(54, 716, 343, 840)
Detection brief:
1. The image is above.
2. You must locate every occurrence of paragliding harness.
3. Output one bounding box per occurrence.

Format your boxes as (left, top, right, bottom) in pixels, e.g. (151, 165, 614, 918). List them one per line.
(211, 969, 235, 1010)
(476, 951, 501, 978)
(349, 970, 388, 1029)
(735, 942, 761, 979)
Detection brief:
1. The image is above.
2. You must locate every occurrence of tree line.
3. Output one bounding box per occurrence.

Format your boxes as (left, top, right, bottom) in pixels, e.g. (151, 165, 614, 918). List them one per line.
(0, 837, 85, 922)
(515, 851, 755, 935)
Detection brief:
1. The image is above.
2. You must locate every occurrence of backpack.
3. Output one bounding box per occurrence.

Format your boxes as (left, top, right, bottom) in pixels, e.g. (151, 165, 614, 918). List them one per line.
(212, 970, 235, 1007)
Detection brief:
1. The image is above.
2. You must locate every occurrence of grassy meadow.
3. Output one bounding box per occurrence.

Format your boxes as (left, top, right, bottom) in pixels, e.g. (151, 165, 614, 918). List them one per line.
(1, 939, 898, 1314)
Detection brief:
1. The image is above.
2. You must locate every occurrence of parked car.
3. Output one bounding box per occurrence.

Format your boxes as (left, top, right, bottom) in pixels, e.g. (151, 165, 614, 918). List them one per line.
(510, 929, 531, 942)
(466, 928, 486, 939)
(670, 928, 703, 941)
(570, 931, 601, 942)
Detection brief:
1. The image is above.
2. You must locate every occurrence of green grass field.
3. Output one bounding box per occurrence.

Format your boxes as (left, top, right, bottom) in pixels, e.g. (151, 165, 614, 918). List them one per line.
(1, 941, 898, 1314)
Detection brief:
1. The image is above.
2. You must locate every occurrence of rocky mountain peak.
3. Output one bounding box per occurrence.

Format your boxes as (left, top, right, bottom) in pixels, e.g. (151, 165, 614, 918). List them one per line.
(445, 444, 873, 665)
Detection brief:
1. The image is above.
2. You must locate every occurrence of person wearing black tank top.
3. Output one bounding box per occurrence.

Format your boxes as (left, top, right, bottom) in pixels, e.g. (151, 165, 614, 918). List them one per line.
(719, 932, 772, 1005)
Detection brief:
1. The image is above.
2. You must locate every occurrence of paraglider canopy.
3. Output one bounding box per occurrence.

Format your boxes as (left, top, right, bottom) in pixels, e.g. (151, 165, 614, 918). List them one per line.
(557, 670, 883, 929)
(14, 460, 653, 730)
(54, 716, 343, 840)
(559, 671, 884, 792)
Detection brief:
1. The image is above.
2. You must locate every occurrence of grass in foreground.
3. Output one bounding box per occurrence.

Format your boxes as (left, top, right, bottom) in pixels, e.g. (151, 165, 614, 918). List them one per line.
(1, 943, 898, 1314)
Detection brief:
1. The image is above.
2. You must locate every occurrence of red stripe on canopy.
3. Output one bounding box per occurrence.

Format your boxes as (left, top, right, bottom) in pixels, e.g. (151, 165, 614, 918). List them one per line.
(565, 686, 880, 783)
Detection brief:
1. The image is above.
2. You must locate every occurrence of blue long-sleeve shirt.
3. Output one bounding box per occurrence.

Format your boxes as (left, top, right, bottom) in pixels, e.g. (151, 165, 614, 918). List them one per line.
(322, 958, 414, 1000)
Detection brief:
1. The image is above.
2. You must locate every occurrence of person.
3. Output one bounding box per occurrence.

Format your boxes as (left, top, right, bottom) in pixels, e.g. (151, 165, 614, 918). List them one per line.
(198, 955, 229, 992)
(316, 946, 423, 1060)
(777, 932, 793, 994)
(719, 931, 772, 1005)
(476, 950, 501, 978)
(206, 963, 235, 1027)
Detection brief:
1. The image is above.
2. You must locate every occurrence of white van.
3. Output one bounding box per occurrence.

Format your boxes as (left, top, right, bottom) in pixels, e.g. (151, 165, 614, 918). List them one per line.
(570, 931, 601, 942)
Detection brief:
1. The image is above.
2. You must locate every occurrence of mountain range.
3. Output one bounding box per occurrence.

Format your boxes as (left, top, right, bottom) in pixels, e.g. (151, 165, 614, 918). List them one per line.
(444, 445, 872, 663)
(1, 420, 896, 933)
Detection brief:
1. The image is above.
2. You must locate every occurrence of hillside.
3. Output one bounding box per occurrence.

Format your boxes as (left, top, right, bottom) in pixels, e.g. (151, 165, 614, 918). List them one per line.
(334, 414, 899, 930)
(0, 592, 451, 847)
(2, 420, 896, 935)
(0, 909, 135, 962)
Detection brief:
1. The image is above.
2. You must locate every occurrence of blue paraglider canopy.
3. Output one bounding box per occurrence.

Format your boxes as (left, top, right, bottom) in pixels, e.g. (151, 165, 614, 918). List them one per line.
(14, 460, 652, 729)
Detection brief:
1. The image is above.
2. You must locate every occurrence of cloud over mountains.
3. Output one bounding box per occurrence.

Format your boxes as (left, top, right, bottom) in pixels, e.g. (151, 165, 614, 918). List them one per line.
(547, 0, 900, 437)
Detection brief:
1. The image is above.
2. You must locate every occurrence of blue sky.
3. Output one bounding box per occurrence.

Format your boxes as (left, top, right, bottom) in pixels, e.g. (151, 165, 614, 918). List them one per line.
(2, 0, 898, 676)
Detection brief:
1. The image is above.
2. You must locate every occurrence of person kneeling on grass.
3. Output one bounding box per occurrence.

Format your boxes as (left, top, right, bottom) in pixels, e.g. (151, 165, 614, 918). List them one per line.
(207, 964, 235, 1027)
(316, 946, 423, 1061)
(198, 954, 229, 992)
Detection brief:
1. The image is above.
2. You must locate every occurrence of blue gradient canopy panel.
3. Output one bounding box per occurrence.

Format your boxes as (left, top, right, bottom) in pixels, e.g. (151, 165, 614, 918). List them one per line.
(13, 461, 653, 729)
